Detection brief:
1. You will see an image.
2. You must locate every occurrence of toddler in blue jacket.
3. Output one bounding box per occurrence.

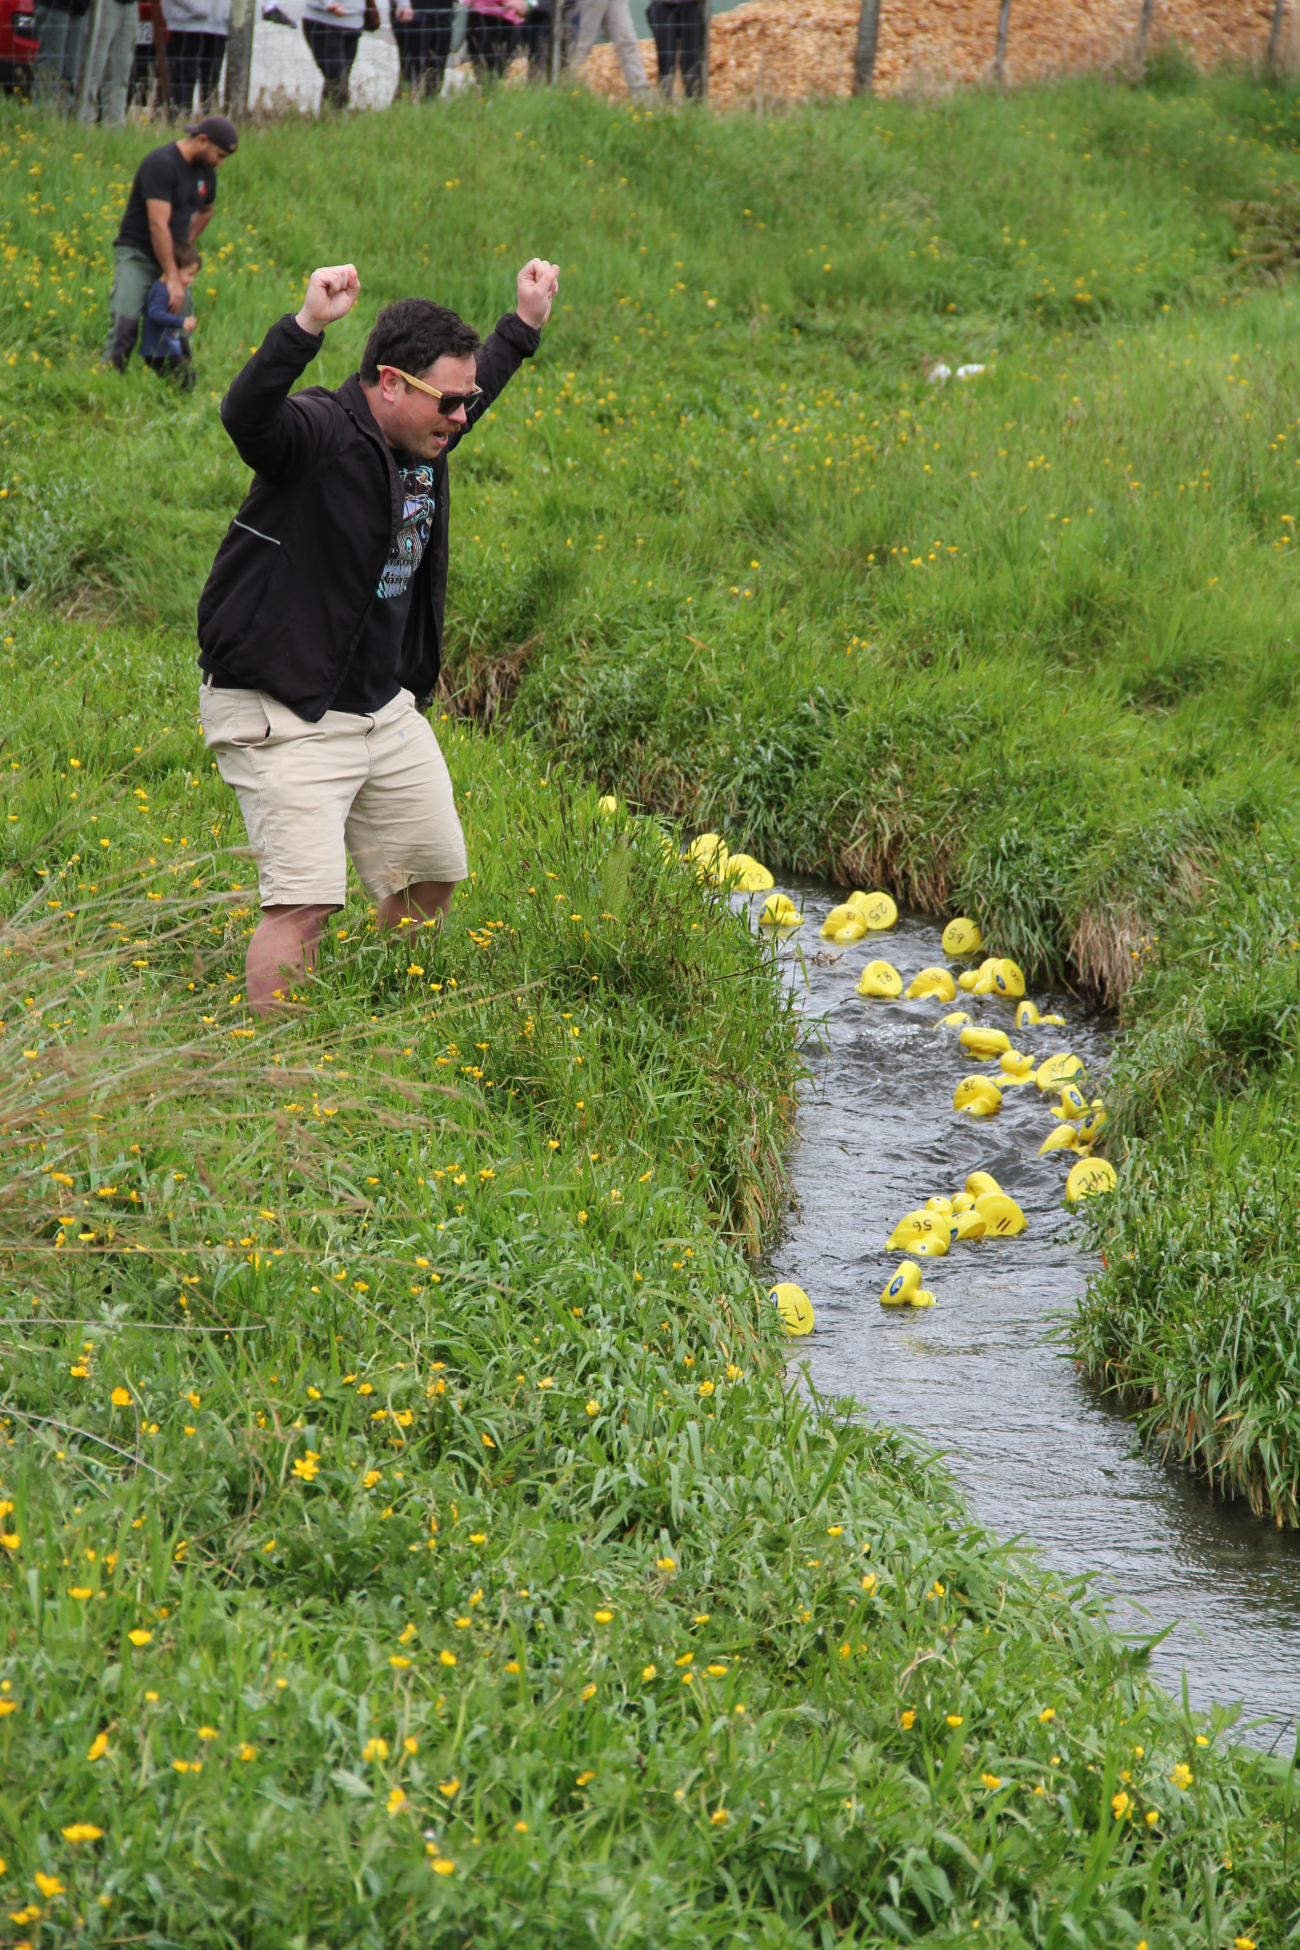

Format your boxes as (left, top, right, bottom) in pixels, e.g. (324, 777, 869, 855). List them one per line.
(142, 242, 201, 391)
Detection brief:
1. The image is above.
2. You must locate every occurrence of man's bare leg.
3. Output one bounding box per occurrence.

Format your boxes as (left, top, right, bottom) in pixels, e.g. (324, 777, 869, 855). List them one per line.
(377, 879, 458, 933)
(246, 903, 337, 1016)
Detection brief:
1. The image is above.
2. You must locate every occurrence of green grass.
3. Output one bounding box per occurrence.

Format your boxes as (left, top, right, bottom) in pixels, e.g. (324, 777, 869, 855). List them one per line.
(6, 65, 1300, 1939)
(2, 616, 1299, 1946)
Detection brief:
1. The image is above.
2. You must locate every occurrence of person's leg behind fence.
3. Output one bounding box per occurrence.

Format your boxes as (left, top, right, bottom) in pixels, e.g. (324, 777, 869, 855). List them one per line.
(166, 29, 201, 114)
(97, 0, 140, 121)
(678, 0, 704, 96)
(602, 0, 647, 97)
(570, 0, 604, 66)
(197, 30, 227, 101)
(645, 0, 674, 95)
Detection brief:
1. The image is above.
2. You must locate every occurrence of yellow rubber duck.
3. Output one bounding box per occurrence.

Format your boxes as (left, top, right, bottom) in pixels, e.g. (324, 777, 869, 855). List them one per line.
(911, 1289, 937, 1308)
(856, 960, 903, 998)
(834, 921, 869, 945)
(880, 1261, 922, 1306)
(1039, 1012, 1067, 1026)
(942, 917, 983, 956)
(1035, 1052, 1084, 1092)
(688, 832, 728, 877)
(993, 959, 1026, 1000)
(938, 1011, 972, 1027)
(1015, 1001, 1041, 1028)
(1038, 1124, 1081, 1156)
(848, 890, 898, 930)
(770, 1281, 815, 1334)
(954, 1076, 1003, 1115)
(966, 1171, 1002, 1199)
(905, 966, 958, 1002)
(759, 894, 801, 928)
(913, 1230, 950, 1257)
(951, 1192, 976, 1213)
(1065, 1157, 1117, 1201)
(886, 1209, 948, 1250)
(973, 1191, 1027, 1235)
(819, 903, 858, 939)
(924, 1195, 954, 1215)
(1051, 1084, 1089, 1122)
(724, 853, 775, 892)
(999, 1049, 1035, 1079)
(959, 1025, 1011, 1059)
(952, 1209, 988, 1242)
(1076, 1105, 1107, 1145)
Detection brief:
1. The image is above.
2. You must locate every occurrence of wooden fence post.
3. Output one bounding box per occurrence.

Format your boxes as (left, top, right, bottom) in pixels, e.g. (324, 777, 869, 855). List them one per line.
(1134, 0, 1156, 63)
(1268, 0, 1290, 77)
(225, 0, 255, 116)
(853, 0, 881, 94)
(994, 0, 1012, 84)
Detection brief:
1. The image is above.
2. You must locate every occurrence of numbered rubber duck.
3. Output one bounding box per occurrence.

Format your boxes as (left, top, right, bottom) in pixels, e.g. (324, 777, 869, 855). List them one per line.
(992, 959, 1026, 1000)
(819, 903, 858, 939)
(834, 920, 869, 945)
(954, 1076, 1003, 1116)
(912, 1229, 951, 1257)
(1038, 1124, 1081, 1156)
(886, 1209, 949, 1250)
(770, 1281, 815, 1334)
(905, 966, 958, 1002)
(1076, 1104, 1107, 1145)
(1036, 1052, 1084, 1092)
(942, 917, 983, 956)
(973, 1190, 1027, 1235)
(999, 1049, 1035, 1080)
(759, 894, 801, 928)
(1015, 1001, 1041, 1028)
(856, 960, 903, 998)
(952, 1209, 988, 1242)
(960, 1025, 1011, 1059)
(1065, 1157, 1117, 1201)
(724, 853, 775, 892)
(849, 890, 898, 930)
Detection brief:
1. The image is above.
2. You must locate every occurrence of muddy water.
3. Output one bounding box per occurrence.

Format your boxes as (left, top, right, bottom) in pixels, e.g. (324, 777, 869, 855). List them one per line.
(758, 882, 1300, 1749)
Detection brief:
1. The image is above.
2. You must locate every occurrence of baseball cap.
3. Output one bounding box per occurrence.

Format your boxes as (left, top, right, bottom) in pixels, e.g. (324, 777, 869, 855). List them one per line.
(185, 114, 239, 152)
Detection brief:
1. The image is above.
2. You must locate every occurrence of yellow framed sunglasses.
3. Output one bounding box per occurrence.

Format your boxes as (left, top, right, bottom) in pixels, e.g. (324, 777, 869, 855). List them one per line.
(379, 364, 483, 414)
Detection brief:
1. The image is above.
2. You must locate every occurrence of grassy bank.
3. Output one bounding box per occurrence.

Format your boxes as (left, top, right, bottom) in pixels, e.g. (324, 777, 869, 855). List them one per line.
(4, 619, 1295, 1943)
(3, 66, 1300, 1937)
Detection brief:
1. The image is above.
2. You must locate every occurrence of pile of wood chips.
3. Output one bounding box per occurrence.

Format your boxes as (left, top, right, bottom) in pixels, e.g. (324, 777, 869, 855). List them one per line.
(581, 0, 1281, 109)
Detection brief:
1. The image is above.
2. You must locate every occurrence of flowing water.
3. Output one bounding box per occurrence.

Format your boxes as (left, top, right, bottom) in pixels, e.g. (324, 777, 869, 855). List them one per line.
(757, 880, 1300, 1750)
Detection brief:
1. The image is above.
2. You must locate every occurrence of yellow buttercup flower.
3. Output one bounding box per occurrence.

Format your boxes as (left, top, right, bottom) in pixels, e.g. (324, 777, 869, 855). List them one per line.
(127, 1629, 152, 1648)
(61, 1824, 103, 1843)
(87, 1732, 109, 1760)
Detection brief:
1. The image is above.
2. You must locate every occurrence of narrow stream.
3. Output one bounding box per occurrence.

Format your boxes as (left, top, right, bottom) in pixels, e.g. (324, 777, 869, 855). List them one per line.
(756, 880, 1300, 1749)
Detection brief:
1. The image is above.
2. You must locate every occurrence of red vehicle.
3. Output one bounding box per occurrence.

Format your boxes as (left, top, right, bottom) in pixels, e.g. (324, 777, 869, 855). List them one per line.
(0, 0, 38, 93)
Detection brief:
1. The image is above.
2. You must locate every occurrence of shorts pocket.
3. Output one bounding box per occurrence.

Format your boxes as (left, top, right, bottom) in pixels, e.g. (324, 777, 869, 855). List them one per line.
(200, 686, 272, 751)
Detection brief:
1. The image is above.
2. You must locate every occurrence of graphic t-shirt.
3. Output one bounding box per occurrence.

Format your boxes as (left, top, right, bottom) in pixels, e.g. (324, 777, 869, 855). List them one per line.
(116, 142, 217, 256)
(331, 452, 437, 716)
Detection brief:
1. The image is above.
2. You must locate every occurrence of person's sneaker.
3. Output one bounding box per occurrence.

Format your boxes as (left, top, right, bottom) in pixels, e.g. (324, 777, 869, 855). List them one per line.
(262, 7, 295, 24)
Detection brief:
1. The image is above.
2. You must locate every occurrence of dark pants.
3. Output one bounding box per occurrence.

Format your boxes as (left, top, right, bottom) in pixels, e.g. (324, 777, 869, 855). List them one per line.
(145, 347, 196, 391)
(521, 3, 552, 75)
(465, 10, 517, 78)
(166, 28, 226, 110)
(392, 6, 453, 95)
(301, 19, 360, 106)
(647, 0, 703, 96)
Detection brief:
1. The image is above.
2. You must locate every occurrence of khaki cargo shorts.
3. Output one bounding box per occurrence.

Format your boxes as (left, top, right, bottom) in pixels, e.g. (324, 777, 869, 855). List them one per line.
(198, 683, 468, 907)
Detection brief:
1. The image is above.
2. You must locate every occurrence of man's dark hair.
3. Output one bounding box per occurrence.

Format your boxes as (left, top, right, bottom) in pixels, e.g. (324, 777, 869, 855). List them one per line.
(174, 242, 202, 271)
(360, 299, 481, 384)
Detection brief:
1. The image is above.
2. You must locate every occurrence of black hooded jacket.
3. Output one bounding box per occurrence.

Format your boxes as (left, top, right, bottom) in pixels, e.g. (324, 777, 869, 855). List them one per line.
(197, 308, 540, 720)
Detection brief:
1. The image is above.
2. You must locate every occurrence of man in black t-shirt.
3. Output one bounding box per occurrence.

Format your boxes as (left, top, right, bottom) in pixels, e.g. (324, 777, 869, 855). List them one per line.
(106, 113, 237, 373)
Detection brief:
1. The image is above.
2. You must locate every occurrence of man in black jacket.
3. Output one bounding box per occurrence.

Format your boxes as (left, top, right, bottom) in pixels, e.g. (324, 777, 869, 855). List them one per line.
(197, 256, 559, 1014)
